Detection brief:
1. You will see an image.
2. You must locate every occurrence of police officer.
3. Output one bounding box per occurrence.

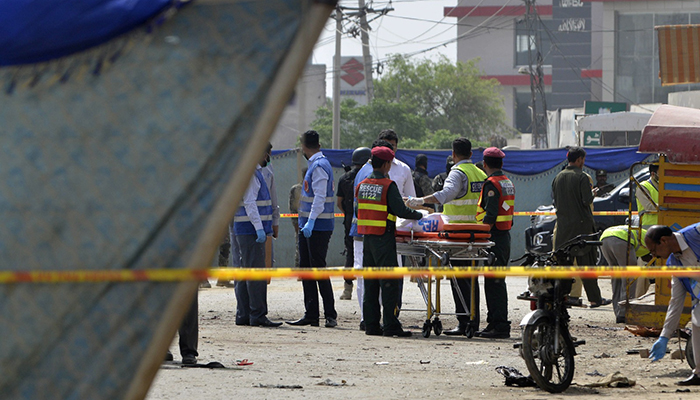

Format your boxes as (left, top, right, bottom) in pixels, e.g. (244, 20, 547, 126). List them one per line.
(637, 164, 659, 228)
(232, 145, 283, 328)
(473, 147, 513, 338)
(357, 146, 423, 337)
(407, 138, 487, 335)
(287, 130, 338, 328)
(337, 147, 371, 300)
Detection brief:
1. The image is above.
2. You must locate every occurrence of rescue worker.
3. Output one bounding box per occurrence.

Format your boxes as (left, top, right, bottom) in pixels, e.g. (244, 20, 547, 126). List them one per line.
(647, 223, 700, 386)
(637, 164, 659, 228)
(407, 137, 487, 335)
(357, 146, 423, 337)
(474, 147, 513, 338)
(600, 225, 652, 324)
(232, 144, 282, 327)
(351, 140, 394, 331)
(287, 130, 338, 328)
(336, 147, 371, 300)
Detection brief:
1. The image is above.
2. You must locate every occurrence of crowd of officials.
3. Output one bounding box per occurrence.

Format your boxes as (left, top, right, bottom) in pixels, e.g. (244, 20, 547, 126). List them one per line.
(165, 129, 700, 387)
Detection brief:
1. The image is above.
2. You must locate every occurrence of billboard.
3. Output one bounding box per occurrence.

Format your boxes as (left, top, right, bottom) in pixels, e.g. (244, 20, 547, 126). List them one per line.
(340, 56, 370, 105)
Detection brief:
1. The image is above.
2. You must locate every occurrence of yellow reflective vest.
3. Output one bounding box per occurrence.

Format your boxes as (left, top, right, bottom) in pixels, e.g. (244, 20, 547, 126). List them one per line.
(443, 163, 487, 223)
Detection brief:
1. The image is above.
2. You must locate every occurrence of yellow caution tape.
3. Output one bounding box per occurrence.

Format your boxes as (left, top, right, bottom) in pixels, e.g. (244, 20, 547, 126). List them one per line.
(1, 266, 699, 283)
(280, 211, 636, 218)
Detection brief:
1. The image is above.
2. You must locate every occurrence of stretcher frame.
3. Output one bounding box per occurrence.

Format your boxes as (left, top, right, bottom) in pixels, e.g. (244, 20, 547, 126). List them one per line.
(397, 234, 494, 338)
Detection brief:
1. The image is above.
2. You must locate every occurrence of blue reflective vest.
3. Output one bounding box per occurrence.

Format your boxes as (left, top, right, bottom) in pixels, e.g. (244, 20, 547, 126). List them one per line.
(233, 169, 273, 236)
(299, 155, 335, 232)
(667, 222, 700, 303)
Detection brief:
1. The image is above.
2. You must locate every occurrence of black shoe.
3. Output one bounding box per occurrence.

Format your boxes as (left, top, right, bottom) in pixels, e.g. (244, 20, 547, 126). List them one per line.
(589, 298, 612, 308)
(359, 321, 366, 331)
(677, 374, 700, 386)
(182, 355, 197, 365)
(444, 324, 467, 336)
(325, 318, 337, 328)
(477, 328, 510, 339)
(165, 351, 174, 362)
(383, 329, 412, 337)
(616, 315, 626, 324)
(286, 317, 320, 327)
(366, 328, 383, 336)
(251, 318, 283, 327)
(235, 319, 250, 326)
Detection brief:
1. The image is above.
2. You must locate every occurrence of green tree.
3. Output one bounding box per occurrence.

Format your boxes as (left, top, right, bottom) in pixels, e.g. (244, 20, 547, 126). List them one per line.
(310, 55, 509, 149)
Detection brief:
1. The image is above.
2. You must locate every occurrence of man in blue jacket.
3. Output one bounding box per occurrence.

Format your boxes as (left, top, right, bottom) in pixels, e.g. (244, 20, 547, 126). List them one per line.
(647, 223, 700, 386)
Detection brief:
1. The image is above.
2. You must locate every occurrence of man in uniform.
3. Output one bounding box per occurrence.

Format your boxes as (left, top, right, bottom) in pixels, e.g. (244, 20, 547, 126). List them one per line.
(432, 156, 454, 212)
(407, 137, 487, 335)
(594, 169, 613, 197)
(336, 147, 371, 300)
(351, 140, 394, 331)
(600, 225, 652, 323)
(357, 146, 424, 337)
(413, 154, 434, 199)
(474, 147, 513, 338)
(637, 164, 659, 228)
(287, 130, 338, 328)
(647, 223, 700, 386)
(232, 145, 283, 328)
(552, 147, 608, 308)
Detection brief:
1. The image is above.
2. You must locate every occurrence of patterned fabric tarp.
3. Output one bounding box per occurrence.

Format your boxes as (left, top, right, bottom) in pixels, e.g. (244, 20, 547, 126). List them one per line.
(0, 1, 329, 398)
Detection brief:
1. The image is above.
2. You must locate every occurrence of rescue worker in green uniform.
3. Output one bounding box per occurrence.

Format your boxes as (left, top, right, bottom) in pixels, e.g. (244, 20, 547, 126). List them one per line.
(357, 146, 423, 337)
(407, 137, 487, 335)
(474, 147, 514, 338)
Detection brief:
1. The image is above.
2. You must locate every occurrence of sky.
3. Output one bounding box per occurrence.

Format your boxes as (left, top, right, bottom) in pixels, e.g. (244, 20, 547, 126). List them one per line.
(312, 0, 458, 98)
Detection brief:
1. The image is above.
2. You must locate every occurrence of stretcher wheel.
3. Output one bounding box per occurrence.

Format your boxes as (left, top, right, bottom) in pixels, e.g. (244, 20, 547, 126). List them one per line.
(465, 325, 474, 339)
(422, 320, 432, 338)
(433, 319, 443, 336)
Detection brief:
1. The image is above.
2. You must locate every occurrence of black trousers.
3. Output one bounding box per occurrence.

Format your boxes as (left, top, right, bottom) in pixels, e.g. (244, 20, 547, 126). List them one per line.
(178, 294, 198, 357)
(299, 230, 337, 320)
(235, 234, 268, 325)
(363, 231, 402, 333)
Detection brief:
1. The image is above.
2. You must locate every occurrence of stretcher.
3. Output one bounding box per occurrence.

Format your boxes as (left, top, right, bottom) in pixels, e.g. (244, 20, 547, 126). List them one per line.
(396, 224, 495, 338)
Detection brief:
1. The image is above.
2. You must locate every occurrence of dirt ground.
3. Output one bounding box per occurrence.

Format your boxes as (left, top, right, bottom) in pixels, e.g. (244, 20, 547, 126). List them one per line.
(146, 276, 697, 399)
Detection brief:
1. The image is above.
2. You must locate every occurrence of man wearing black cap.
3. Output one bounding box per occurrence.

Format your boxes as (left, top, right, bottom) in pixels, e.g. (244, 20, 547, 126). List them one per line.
(287, 130, 338, 328)
(356, 146, 423, 337)
(594, 169, 612, 197)
(336, 147, 371, 300)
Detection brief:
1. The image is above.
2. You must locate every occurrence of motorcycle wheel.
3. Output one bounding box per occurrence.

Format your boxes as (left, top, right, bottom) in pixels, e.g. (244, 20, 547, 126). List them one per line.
(686, 332, 696, 370)
(521, 318, 575, 393)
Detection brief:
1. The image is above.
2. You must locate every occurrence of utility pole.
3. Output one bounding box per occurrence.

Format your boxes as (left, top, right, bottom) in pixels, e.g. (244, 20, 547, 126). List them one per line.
(524, 0, 548, 149)
(332, 6, 342, 149)
(358, 0, 373, 102)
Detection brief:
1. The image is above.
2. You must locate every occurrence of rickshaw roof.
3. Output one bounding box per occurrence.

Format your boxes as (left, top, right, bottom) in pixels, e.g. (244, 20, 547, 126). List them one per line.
(639, 104, 700, 164)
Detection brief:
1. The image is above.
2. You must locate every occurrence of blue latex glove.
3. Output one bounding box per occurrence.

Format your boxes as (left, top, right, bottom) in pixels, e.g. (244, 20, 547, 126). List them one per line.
(255, 229, 266, 243)
(300, 219, 315, 238)
(649, 336, 669, 361)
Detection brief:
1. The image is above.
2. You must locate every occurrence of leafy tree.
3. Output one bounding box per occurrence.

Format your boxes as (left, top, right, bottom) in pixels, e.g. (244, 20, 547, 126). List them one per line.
(310, 55, 510, 149)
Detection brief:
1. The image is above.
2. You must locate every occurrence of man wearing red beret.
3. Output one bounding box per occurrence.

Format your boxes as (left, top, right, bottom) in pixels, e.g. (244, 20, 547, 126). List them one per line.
(356, 146, 423, 337)
(474, 147, 514, 338)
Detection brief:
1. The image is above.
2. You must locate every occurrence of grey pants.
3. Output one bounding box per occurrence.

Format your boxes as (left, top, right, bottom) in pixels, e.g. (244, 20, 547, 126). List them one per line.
(601, 236, 638, 319)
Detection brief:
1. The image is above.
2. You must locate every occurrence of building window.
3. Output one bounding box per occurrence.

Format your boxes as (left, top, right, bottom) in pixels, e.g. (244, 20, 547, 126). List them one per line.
(515, 88, 552, 134)
(514, 19, 557, 67)
(616, 12, 700, 105)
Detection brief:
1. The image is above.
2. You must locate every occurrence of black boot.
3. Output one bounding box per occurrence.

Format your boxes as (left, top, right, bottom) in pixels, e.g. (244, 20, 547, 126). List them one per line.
(444, 321, 467, 336)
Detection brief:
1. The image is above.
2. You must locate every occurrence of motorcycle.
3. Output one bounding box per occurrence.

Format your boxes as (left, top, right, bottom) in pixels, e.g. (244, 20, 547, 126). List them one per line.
(512, 233, 602, 393)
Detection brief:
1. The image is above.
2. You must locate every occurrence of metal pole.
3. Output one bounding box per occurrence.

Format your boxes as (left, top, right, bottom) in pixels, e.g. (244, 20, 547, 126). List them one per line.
(358, 0, 373, 103)
(332, 7, 342, 149)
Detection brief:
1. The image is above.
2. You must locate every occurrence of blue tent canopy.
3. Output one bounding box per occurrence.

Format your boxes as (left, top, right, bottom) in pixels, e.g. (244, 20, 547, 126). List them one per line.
(0, 0, 175, 66)
(273, 146, 648, 177)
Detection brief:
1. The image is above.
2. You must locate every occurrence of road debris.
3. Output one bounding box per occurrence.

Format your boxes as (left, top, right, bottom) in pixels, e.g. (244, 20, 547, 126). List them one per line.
(581, 372, 636, 388)
(255, 383, 303, 389)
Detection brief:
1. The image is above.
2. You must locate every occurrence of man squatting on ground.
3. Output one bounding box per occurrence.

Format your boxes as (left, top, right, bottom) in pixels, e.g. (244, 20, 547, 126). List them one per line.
(407, 138, 488, 336)
(647, 223, 700, 386)
(356, 146, 423, 337)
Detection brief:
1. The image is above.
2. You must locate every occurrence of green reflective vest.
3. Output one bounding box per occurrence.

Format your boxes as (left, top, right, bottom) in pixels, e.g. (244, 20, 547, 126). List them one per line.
(636, 179, 658, 227)
(443, 163, 487, 223)
(600, 226, 650, 258)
